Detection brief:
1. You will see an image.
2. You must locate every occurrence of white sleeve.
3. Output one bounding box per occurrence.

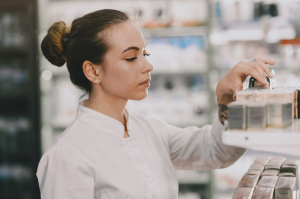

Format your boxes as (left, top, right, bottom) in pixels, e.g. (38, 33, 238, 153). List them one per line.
(167, 117, 246, 170)
(36, 144, 94, 199)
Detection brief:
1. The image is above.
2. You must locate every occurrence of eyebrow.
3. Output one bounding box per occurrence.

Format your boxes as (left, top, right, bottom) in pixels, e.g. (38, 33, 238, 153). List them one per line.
(122, 46, 139, 54)
(121, 42, 147, 54)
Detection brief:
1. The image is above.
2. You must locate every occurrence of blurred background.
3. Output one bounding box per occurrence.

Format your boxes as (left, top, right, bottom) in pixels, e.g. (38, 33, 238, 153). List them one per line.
(1, 0, 300, 198)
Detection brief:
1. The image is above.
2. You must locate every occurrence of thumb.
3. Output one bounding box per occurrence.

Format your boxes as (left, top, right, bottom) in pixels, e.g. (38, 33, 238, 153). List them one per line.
(232, 84, 244, 101)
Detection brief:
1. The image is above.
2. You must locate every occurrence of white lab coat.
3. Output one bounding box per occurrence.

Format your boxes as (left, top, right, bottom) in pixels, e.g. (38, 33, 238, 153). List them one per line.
(36, 100, 246, 199)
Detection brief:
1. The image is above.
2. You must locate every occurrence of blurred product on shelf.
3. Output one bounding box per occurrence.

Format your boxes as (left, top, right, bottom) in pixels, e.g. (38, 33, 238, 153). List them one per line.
(0, 57, 28, 96)
(0, 11, 26, 48)
(146, 36, 206, 73)
(280, 38, 300, 68)
(227, 101, 247, 130)
(48, 0, 207, 28)
(170, 0, 207, 27)
(228, 100, 293, 130)
(126, 75, 208, 127)
(267, 102, 293, 128)
(212, 0, 300, 69)
(247, 101, 267, 130)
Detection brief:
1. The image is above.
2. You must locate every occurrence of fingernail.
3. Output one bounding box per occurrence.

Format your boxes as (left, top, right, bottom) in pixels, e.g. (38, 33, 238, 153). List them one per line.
(269, 72, 275, 78)
(263, 79, 269, 88)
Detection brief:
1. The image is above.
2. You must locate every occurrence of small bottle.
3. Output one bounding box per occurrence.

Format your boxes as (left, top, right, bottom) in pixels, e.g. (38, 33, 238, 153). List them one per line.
(249, 76, 270, 89)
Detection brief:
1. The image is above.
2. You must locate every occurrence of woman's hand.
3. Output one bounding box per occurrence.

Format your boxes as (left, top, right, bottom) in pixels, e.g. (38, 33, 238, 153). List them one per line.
(216, 58, 275, 125)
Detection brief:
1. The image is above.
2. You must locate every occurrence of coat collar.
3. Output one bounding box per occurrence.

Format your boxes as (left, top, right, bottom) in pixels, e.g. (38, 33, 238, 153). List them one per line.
(75, 100, 132, 138)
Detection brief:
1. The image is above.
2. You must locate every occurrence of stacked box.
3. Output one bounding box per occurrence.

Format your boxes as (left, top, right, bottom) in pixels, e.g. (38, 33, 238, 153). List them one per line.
(274, 177, 296, 199)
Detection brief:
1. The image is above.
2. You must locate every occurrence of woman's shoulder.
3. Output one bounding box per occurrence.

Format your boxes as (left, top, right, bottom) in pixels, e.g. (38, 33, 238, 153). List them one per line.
(40, 120, 91, 159)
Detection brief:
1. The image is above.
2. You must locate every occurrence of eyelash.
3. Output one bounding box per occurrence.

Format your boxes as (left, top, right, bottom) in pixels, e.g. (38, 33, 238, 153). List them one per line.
(126, 53, 151, 62)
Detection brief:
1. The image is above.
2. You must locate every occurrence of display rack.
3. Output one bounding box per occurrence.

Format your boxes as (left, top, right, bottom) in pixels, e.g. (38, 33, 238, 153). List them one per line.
(0, 0, 40, 199)
(223, 120, 300, 157)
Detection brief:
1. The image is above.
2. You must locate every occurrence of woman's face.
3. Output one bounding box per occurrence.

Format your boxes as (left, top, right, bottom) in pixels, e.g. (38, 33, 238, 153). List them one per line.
(98, 21, 153, 101)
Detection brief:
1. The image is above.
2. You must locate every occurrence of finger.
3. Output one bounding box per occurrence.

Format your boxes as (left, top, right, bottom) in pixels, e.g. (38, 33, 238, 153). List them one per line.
(255, 59, 275, 78)
(248, 61, 266, 78)
(255, 58, 275, 65)
(248, 67, 269, 88)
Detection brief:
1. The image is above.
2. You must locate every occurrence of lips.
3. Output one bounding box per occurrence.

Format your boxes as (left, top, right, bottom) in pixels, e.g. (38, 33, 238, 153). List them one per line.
(139, 78, 150, 85)
(139, 78, 150, 88)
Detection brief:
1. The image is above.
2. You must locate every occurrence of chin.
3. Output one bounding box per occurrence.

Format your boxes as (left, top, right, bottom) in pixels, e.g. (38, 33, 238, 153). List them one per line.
(130, 90, 148, 101)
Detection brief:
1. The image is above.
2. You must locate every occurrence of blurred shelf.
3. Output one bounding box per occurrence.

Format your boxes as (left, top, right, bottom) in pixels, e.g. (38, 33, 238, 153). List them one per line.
(176, 170, 210, 184)
(222, 119, 300, 157)
(0, 90, 28, 98)
(141, 26, 207, 38)
(151, 69, 206, 75)
(49, 67, 207, 77)
(214, 66, 300, 73)
(0, 48, 28, 56)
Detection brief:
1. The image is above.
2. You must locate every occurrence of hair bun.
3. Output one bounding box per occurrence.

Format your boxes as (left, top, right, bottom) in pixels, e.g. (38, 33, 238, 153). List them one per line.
(41, 21, 69, 67)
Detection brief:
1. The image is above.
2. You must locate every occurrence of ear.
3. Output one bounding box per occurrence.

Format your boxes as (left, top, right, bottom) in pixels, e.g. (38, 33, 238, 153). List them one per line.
(82, 61, 102, 84)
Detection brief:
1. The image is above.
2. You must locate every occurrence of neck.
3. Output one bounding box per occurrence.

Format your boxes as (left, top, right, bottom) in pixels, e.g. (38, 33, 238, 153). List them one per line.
(86, 88, 128, 126)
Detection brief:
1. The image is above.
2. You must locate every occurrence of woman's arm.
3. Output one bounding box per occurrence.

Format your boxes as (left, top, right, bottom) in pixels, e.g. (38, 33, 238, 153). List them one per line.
(167, 58, 275, 170)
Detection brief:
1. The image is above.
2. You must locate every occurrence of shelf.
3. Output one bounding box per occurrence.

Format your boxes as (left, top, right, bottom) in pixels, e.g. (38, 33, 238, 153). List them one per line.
(214, 66, 300, 74)
(141, 26, 207, 38)
(222, 119, 300, 157)
(151, 69, 206, 75)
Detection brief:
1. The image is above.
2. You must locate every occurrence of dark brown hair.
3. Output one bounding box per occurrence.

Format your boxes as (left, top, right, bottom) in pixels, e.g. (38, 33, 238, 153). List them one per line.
(41, 9, 129, 93)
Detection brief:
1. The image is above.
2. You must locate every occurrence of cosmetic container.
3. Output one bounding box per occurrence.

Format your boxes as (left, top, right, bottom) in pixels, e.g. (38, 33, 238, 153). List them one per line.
(269, 157, 286, 164)
(257, 176, 279, 188)
(246, 169, 262, 176)
(232, 187, 254, 199)
(278, 173, 296, 177)
(228, 101, 247, 129)
(267, 102, 293, 128)
(280, 165, 297, 176)
(249, 76, 270, 89)
(283, 160, 299, 166)
(264, 89, 295, 118)
(261, 170, 279, 176)
(252, 176, 279, 199)
(252, 187, 275, 199)
(236, 88, 265, 101)
(248, 164, 265, 172)
(273, 87, 299, 119)
(238, 174, 260, 188)
(253, 157, 270, 165)
(247, 102, 267, 129)
(275, 177, 296, 199)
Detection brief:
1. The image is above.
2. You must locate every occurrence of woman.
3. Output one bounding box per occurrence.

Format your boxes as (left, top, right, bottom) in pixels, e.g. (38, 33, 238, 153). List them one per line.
(36, 9, 275, 199)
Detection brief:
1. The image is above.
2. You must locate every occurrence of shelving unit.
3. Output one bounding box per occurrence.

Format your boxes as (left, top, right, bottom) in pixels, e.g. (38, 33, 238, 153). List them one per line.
(37, 0, 300, 199)
(0, 0, 40, 199)
(223, 120, 300, 157)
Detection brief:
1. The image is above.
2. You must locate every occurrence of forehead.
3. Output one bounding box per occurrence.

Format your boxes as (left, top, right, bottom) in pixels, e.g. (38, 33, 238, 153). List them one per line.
(108, 21, 145, 52)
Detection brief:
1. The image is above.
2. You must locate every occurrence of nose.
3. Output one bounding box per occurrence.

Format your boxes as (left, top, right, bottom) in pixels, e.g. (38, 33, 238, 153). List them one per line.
(142, 58, 153, 74)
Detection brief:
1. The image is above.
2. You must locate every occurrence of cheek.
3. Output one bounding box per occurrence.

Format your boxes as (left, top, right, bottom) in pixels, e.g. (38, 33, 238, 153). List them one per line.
(102, 62, 140, 94)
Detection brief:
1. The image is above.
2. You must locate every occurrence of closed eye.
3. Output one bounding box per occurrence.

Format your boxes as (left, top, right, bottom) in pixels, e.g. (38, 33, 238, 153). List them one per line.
(126, 57, 137, 62)
(126, 54, 150, 62)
